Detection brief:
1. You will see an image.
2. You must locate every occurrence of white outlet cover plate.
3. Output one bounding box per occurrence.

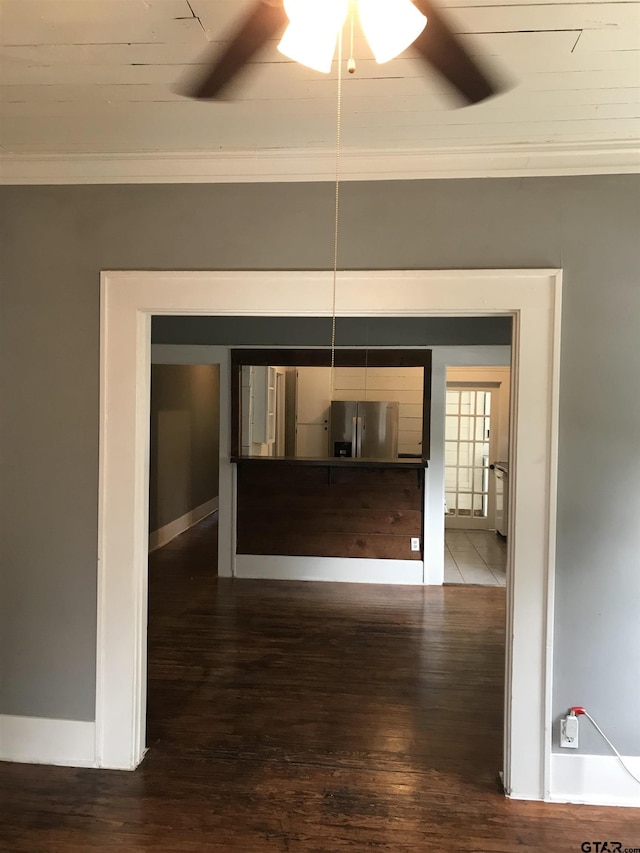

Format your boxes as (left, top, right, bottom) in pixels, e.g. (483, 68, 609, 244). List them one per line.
(560, 717, 579, 748)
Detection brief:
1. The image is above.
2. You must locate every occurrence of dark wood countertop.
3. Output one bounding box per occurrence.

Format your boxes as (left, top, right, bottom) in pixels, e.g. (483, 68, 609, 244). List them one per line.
(231, 456, 428, 470)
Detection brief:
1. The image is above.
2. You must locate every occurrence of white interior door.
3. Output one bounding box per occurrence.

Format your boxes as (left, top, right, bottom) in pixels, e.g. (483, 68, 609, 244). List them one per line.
(295, 367, 331, 457)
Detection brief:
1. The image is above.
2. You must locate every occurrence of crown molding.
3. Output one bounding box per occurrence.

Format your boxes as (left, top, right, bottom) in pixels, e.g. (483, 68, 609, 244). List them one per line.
(1, 141, 638, 185)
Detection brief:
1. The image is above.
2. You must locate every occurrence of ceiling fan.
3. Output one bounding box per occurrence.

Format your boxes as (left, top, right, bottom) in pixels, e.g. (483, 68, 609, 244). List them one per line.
(181, 0, 502, 106)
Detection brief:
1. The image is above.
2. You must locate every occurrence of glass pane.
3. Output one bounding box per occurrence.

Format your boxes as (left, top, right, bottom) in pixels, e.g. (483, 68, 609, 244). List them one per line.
(475, 417, 489, 441)
(445, 417, 459, 440)
(458, 467, 473, 491)
(445, 492, 457, 513)
(473, 494, 488, 517)
(459, 416, 473, 441)
(458, 442, 473, 466)
(473, 468, 488, 493)
(474, 443, 489, 467)
(458, 493, 471, 515)
(460, 391, 473, 415)
(476, 391, 491, 415)
(446, 391, 460, 415)
(445, 467, 457, 488)
(445, 441, 458, 465)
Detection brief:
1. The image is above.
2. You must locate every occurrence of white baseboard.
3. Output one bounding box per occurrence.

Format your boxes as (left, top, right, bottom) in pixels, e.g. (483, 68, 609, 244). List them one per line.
(148, 496, 218, 553)
(235, 554, 424, 584)
(548, 752, 640, 808)
(0, 715, 96, 768)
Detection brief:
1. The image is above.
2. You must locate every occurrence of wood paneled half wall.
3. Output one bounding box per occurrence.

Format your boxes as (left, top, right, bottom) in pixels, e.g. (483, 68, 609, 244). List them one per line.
(236, 461, 424, 560)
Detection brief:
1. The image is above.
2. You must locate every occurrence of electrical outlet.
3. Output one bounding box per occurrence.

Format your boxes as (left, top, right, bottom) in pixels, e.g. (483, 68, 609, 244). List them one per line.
(560, 715, 579, 748)
(411, 538, 420, 552)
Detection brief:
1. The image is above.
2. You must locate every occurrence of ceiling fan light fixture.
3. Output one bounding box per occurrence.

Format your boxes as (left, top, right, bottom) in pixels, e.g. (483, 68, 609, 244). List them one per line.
(358, 0, 427, 64)
(278, 0, 349, 73)
(278, 23, 339, 73)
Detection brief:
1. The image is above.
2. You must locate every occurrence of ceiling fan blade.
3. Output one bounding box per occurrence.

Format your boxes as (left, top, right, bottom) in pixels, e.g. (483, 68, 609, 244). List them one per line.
(411, 0, 500, 104)
(182, 1, 288, 100)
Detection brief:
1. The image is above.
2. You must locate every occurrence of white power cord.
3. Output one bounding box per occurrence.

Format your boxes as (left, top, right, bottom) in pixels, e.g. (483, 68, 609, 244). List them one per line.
(578, 708, 640, 786)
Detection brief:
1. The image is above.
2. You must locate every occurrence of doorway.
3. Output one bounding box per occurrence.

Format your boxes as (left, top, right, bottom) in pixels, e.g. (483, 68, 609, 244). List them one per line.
(147, 361, 222, 748)
(442, 365, 511, 585)
(148, 363, 221, 552)
(97, 269, 561, 802)
(444, 366, 511, 532)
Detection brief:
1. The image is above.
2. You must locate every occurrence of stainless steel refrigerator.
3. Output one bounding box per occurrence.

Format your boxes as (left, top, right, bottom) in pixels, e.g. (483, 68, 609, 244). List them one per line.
(330, 401, 399, 459)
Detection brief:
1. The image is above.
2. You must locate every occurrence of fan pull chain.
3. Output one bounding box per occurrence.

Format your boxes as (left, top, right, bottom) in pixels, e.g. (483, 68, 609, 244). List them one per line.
(348, 2, 356, 73)
(364, 338, 369, 399)
(330, 29, 344, 394)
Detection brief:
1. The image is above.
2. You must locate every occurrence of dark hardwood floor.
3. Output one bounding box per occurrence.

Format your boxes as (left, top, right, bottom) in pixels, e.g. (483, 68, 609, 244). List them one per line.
(1, 513, 637, 852)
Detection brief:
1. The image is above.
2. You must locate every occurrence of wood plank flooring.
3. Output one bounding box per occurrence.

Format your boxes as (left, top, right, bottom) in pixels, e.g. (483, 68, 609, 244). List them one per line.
(1, 513, 637, 852)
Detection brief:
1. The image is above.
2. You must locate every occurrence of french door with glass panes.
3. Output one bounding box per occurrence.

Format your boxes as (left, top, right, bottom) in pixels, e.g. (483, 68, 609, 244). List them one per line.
(445, 387, 498, 529)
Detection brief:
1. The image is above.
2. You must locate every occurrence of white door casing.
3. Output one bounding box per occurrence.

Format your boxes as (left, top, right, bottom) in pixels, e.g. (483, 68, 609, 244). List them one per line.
(97, 269, 562, 802)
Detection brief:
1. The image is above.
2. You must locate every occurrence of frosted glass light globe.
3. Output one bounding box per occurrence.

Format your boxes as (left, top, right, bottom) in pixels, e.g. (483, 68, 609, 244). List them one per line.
(359, 0, 427, 64)
(278, 0, 349, 73)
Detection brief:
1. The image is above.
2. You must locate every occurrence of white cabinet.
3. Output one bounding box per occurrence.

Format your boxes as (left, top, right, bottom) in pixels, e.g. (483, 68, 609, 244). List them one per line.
(252, 365, 276, 444)
(241, 365, 276, 453)
(295, 367, 331, 457)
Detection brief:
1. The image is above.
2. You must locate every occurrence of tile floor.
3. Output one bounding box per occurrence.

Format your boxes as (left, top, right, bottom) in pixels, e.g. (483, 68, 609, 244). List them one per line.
(444, 529, 507, 586)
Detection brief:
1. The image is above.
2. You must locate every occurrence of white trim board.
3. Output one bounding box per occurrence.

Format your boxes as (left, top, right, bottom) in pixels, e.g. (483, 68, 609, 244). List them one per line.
(148, 496, 218, 553)
(2, 142, 639, 185)
(235, 555, 424, 585)
(0, 715, 96, 768)
(548, 753, 640, 808)
(98, 268, 562, 805)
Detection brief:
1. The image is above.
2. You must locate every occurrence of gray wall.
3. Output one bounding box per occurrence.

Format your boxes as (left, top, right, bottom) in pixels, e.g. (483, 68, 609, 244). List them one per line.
(152, 315, 513, 346)
(149, 364, 220, 533)
(0, 177, 638, 757)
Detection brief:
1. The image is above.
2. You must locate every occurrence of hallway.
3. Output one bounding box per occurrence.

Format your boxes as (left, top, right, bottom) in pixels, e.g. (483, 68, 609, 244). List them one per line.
(0, 516, 636, 852)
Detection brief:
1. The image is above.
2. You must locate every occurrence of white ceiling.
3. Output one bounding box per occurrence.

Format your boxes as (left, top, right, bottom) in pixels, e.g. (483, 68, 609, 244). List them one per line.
(0, 0, 639, 181)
